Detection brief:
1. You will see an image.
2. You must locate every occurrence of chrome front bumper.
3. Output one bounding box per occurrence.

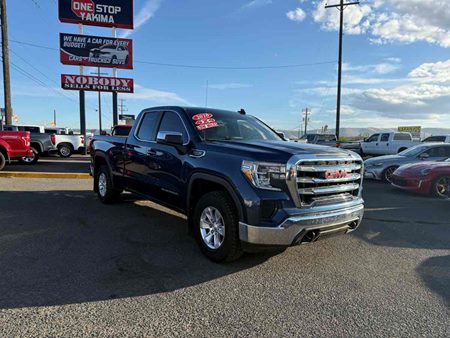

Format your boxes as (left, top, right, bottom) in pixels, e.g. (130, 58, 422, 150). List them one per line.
(239, 203, 364, 246)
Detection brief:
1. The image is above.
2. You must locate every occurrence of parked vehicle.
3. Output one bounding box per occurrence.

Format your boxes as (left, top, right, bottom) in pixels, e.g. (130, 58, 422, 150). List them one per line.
(44, 128, 84, 157)
(0, 131, 33, 170)
(301, 133, 338, 147)
(4, 125, 57, 164)
(391, 158, 450, 199)
(89, 44, 129, 64)
(364, 143, 450, 182)
(422, 135, 450, 143)
(90, 106, 365, 262)
(360, 132, 419, 156)
(111, 125, 132, 136)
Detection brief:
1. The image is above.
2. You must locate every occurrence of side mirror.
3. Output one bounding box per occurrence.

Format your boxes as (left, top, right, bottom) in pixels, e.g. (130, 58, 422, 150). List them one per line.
(157, 131, 184, 146)
(277, 132, 286, 140)
(419, 153, 429, 160)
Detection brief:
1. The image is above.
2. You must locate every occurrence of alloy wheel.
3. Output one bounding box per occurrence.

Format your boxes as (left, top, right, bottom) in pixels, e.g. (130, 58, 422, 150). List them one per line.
(200, 206, 225, 250)
(98, 173, 107, 197)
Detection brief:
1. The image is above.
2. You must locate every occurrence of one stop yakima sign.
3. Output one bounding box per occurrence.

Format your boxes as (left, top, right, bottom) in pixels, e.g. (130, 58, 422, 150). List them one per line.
(61, 74, 134, 93)
(58, 0, 134, 29)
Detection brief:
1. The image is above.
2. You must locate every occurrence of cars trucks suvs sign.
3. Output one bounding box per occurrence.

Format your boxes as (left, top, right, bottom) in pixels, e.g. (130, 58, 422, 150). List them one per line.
(58, 0, 134, 29)
(61, 74, 134, 93)
(60, 33, 133, 69)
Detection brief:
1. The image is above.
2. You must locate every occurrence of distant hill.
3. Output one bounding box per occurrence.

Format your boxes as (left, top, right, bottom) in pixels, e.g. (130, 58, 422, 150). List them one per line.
(279, 127, 450, 140)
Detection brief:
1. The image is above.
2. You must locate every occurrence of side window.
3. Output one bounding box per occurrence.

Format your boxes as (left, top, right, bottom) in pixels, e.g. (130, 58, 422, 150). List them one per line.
(158, 111, 188, 143)
(367, 134, 379, 142)
(427, 146, 449, 157)
(425, 136, 445, 142)
(137, 112, 161, 141)
(380, 133, 390, 142)
(394, 133, 411, 141)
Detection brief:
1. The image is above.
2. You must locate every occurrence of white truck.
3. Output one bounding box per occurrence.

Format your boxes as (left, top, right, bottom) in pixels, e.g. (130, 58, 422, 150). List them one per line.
(44, 128, 85, 157)
(361, 132, 419, 156)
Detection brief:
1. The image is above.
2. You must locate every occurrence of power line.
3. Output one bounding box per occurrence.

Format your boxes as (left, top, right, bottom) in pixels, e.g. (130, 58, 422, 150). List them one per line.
(9, 39, 337, 70)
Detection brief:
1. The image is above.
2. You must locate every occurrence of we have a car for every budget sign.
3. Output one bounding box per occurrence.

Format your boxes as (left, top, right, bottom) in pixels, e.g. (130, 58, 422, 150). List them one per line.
(58, 0, 134, 29)
(60, 33, 133, 69)
(61, 74, 134, 93)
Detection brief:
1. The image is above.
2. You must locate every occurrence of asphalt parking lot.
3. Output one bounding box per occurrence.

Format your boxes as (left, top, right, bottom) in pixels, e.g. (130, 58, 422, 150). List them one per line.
(0, 178, 449, 337)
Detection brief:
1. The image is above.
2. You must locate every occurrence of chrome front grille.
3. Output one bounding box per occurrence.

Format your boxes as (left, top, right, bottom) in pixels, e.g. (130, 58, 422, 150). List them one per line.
(295, 159, 363, 207)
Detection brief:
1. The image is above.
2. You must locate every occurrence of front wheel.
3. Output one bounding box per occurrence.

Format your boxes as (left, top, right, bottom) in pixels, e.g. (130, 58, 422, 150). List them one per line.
(383, 166, 398, 183)
(19, 147, 39, 164)
(432, 176, 450, 199)
(193, 191, 243, 262)
(0, 152, 5, 171)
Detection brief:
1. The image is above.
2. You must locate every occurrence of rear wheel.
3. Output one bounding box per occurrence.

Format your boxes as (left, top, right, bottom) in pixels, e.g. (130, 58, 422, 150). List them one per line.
(58, 144, 73, 158)
(96, 165, 121, 204)
(432, 176, 450, 199)
(193, 191, 243, 262)
(383, 166, 398, 183)
(19, 147, 39, 164)
(0, 152, 5, 171)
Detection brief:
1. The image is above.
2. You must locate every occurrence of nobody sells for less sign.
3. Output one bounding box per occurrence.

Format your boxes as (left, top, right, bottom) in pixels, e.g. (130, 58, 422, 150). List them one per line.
(61, 74, 134, 93)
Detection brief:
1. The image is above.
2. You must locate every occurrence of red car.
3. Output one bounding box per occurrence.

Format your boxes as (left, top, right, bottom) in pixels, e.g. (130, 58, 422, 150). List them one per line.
(391, 159, 450, 198)
(0, 131, 33, 171)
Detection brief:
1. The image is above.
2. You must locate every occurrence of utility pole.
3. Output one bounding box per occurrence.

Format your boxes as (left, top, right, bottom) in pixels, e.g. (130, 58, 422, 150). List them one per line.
(325, 0, 359, 139)
(91, 67, 107, 132)
(0, 0, 12, 125)
(53, 109, 56, 126)
(303, 108, 310, 136)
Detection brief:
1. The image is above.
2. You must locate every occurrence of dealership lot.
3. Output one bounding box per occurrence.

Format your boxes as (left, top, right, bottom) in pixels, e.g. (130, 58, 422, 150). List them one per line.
(0, 178, 448, 337)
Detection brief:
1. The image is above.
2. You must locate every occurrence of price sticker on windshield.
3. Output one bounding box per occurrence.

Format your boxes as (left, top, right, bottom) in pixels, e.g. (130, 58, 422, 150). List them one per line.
(193, 113, 219, 130)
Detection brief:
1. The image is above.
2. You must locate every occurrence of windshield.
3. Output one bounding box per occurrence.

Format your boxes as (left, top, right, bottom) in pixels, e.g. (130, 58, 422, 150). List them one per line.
(189, 111, 282, 142)
(398, 144, 428, 157)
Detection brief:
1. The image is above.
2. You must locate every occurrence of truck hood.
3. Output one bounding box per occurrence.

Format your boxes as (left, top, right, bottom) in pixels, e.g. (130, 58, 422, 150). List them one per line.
(205, 140, 358, 162)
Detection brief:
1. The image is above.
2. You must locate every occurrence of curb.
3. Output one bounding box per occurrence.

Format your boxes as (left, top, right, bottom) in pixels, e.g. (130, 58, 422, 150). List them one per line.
(0, 172, 92, 179)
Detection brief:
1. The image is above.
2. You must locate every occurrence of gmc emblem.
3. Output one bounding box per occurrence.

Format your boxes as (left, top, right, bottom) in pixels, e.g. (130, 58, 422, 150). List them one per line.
(325, 169, 348, 179)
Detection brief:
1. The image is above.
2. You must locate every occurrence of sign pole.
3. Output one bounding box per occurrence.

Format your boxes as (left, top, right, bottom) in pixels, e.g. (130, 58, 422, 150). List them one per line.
(112, 27, 119, 126)
(79, 23, 87, 155)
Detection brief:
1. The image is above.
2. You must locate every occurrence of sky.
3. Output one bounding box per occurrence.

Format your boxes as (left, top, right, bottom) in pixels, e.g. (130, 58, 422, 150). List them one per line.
(2, 0, 450, 131)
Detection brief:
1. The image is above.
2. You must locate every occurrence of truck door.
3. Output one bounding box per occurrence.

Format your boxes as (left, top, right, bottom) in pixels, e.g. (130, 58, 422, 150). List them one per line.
(124, 111, 162, 196)
(362, 134, 379, 155)
(146, 111, 190, 210)
(377, 133, 391, 154)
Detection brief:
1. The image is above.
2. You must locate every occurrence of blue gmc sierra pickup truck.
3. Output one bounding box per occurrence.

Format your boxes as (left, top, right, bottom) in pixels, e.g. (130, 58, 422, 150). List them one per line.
(90, 107, 365, 262)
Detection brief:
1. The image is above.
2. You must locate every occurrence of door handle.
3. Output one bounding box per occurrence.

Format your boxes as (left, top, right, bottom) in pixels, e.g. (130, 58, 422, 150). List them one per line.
(387, 143, 389, 146)
(376, 143, 378, 146)
(147, 149, 157, 156)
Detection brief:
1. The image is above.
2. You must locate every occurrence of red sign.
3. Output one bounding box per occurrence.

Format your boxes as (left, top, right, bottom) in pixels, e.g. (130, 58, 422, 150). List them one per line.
(72, 0, 95, 18)
(60, 33, 133, 70)
(61, 74, 134, 93)
(192, 113, 213, 121)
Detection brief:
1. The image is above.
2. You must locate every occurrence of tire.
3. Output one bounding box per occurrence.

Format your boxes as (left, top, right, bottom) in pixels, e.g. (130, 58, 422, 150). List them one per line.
(58, 144, 73, 158)
(19, 147, 39, 165)
(382, 166, 398, 183)
(0, 152, 5, 171)
(193, 191, 243, 262)
(432, 176, 450, 199)
(95, 165, 121, 204)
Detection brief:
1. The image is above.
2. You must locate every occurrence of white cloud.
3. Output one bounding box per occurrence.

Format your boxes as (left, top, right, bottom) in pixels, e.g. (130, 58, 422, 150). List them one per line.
(120, 0, 163, 38)
(242, 0, 272, 10)
(287, 8, 306, 22)
(309, 0, 450, 48)
(208, 83, 252, 90)
(130, 84, 190, 105)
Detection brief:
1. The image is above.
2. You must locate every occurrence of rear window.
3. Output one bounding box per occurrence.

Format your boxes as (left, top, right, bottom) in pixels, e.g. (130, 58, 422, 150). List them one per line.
(112, 126, 131, 136)
(318, 135, 337, 142)
(423, 136, 446, 142)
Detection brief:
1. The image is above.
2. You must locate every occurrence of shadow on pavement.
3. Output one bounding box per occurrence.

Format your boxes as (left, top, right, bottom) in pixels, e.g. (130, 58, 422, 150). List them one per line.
(0, 190, 275, 309)
(355, 181, 450, 251)
(416, 255, 450, 307)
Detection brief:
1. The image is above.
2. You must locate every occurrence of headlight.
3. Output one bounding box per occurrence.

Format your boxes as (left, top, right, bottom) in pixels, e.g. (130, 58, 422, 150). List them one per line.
(420, 168, 432, 176)
(241, 161, 286, 191)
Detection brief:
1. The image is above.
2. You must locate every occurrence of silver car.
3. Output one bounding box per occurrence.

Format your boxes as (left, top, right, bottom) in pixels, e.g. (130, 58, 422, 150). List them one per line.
(364, 143, 450, 182)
